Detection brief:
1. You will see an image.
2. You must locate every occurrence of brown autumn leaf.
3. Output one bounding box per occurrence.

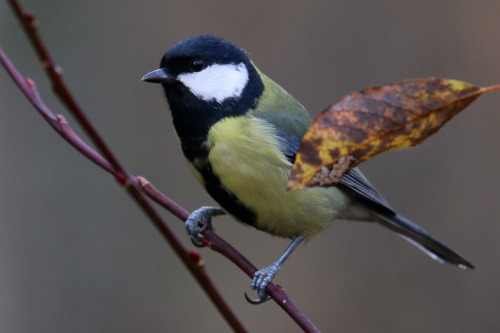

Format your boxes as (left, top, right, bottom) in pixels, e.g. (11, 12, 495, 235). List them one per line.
(288, 78, 500, 190)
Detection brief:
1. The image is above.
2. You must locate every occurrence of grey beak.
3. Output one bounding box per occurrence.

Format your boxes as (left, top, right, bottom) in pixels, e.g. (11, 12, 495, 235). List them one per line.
(142, 68, 171, 83)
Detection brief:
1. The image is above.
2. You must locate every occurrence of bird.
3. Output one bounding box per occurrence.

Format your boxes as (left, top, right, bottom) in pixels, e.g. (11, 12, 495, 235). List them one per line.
(142, 35, 473, 303)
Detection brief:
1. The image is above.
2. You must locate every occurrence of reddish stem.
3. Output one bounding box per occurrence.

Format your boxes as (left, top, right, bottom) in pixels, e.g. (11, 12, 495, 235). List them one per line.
(481, 84, 500, 94)
(4, 1, 321, 331)
(0, 45, 250, 333)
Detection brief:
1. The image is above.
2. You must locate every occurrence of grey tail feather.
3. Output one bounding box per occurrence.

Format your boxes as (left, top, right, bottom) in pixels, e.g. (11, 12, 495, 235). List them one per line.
(373, 212, 474, 269)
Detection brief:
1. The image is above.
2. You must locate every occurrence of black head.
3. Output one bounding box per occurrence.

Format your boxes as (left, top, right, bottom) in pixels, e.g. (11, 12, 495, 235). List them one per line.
(143, 35, 264, 158)
(147, 35, 251, 80)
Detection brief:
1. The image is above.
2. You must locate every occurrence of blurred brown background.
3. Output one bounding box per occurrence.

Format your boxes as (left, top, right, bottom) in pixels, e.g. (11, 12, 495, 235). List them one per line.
(1, 1, 499, 332)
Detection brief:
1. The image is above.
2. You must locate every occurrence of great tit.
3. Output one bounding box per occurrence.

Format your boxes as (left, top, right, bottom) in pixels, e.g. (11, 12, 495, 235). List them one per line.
(143, 35, 473, 302)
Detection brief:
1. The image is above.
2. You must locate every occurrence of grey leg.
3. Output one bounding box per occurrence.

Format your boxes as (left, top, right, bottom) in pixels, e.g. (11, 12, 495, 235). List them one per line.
(249, 235, 304, 303)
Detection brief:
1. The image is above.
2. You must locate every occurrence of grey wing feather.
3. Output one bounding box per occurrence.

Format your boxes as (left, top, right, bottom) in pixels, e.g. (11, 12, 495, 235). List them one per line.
(338, 168, 394, 213)
(275, 129, 302, 164)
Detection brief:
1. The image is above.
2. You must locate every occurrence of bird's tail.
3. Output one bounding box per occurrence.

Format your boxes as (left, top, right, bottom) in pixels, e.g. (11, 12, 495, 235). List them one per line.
(373, 212, 474, 269)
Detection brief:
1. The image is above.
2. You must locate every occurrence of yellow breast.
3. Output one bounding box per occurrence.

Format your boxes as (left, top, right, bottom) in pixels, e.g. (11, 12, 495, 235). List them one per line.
(202, 116, 349, 239)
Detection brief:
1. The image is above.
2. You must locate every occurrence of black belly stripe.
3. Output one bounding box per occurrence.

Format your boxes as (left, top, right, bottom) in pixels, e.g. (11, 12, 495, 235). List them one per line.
(197, 162, 259, 228)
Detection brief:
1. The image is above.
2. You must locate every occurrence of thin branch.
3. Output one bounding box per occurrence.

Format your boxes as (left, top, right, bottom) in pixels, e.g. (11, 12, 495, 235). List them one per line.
(3, 2, 249, 330)
(4, 1, 321, 332)
(8, 0, 123, 173)
(0, 46, 249, 333)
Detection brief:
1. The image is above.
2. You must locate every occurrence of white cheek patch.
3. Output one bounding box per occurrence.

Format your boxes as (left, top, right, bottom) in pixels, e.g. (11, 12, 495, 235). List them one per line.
(178, 63, 249, 103)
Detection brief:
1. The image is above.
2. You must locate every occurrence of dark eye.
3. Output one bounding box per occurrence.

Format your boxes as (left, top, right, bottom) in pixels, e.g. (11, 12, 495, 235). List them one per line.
(189, 59, 205, 72)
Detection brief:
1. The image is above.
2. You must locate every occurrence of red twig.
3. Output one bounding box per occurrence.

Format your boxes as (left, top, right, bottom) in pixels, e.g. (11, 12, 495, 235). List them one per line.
(4, 1, 321, 332)
(0, 46, 250, 333)
(5, 1, 248, 331)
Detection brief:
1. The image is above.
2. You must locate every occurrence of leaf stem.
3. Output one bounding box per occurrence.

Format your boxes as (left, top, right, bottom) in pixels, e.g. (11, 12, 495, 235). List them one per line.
(481, 84, 500, 94)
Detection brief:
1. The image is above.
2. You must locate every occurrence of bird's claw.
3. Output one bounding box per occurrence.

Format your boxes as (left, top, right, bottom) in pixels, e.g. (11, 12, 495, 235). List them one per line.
(185, 206, 223, 247)
(185, 217, 207, 247)
(189, 234, 205, 248)
(244, 291, 271, 305)
(250, 263, 279, 303)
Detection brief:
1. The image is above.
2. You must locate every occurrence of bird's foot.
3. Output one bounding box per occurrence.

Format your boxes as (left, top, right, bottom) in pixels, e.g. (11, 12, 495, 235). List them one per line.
(248, 263, 280, 304)
(185, 206, 224, 247)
